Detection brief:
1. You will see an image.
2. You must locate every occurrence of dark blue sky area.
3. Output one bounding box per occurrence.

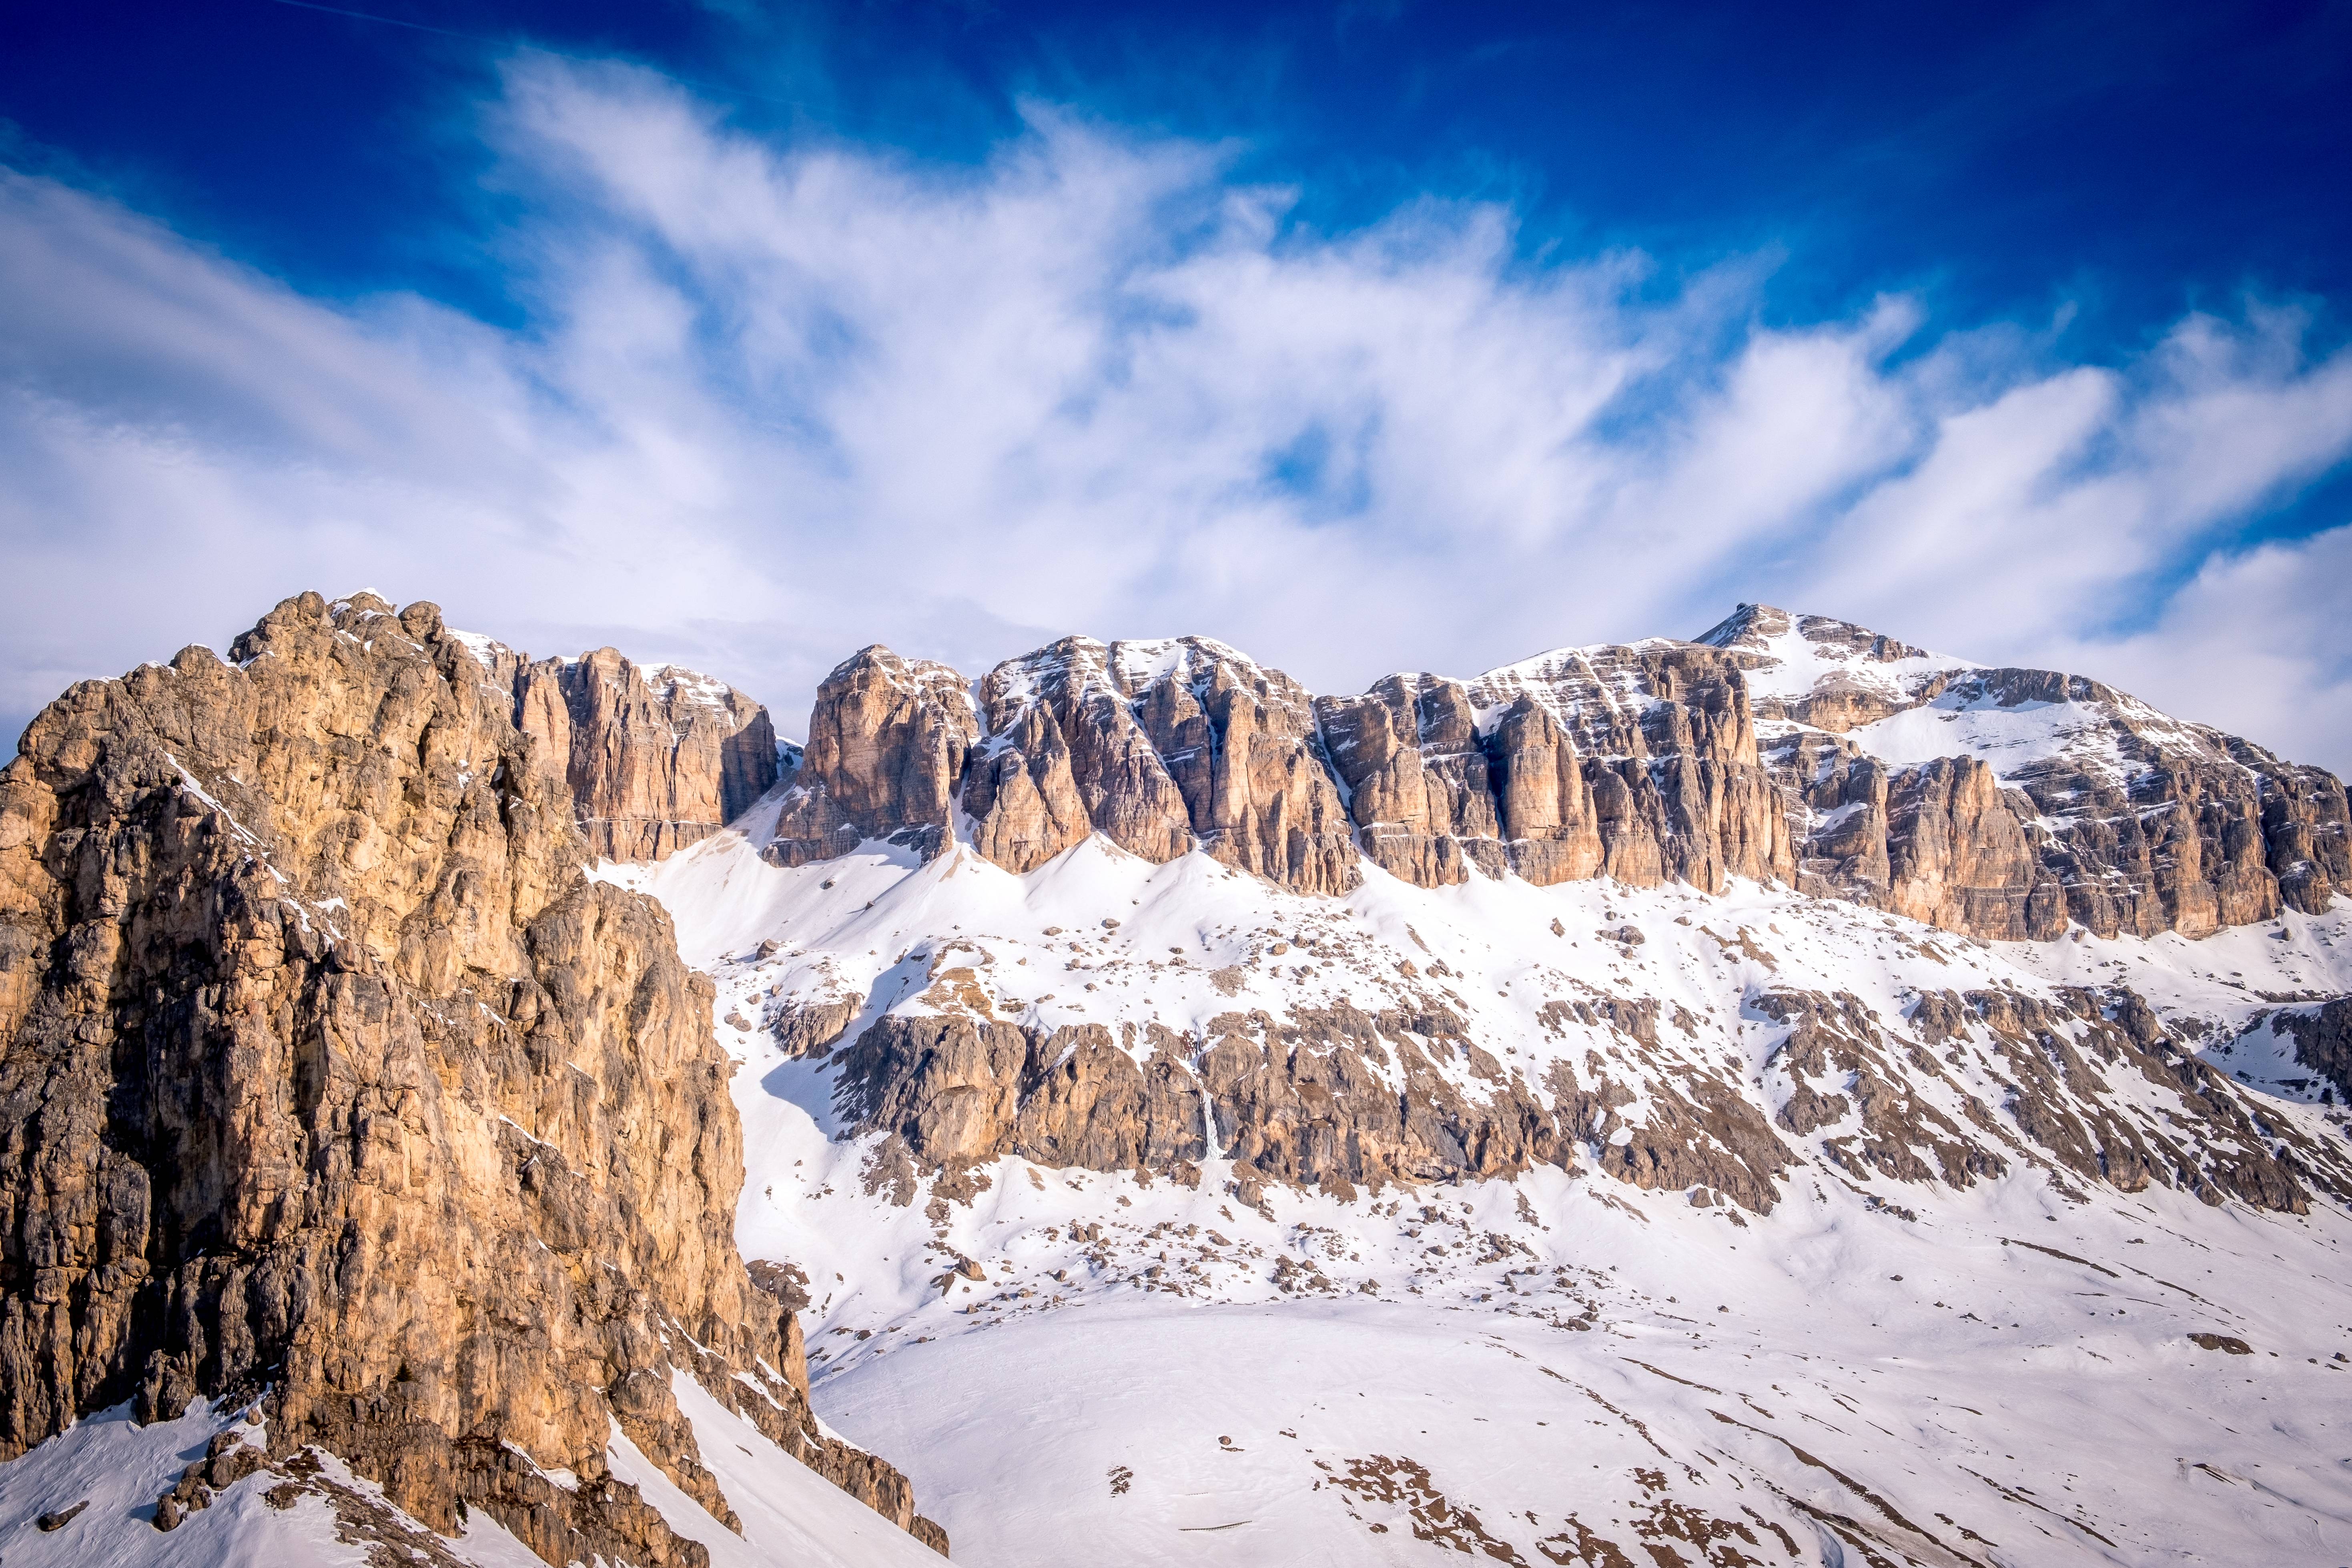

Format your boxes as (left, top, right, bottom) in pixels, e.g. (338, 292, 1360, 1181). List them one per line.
(8, 0, 2349, 360)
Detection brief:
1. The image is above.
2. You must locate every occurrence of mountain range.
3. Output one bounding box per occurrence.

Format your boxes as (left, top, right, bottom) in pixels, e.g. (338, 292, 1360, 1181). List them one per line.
(2, 588, 2348, 1567)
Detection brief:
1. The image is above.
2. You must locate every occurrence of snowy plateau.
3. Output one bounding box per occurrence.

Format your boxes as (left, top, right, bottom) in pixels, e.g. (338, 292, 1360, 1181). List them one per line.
(4, 597, 2351, 1568)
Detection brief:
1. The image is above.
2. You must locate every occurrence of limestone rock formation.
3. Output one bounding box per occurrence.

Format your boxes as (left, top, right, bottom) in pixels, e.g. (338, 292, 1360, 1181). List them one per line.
(824, 952, 1799, 1213)
(1315, 674, 1511, 886)
(1316, 643, 1794, 894)
(509, 646, 780, 862)
(1701, 602, 2350, 940)
(965, 638, 1359, 894)
(2272, 997, 2352, 1103)
(768, 646, 978, 867)
(0, 592, 941, 1563)
(820, 949, 2350, 1219)
(1467, 642, 1795, 892)
(753, 604, 2342, 942)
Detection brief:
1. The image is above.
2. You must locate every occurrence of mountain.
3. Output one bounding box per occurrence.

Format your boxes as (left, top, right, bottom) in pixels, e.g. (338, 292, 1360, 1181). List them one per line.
(6, 593, 2352, 1567)
(0, 593, 938, 1566)
(451, 632, 782, 863)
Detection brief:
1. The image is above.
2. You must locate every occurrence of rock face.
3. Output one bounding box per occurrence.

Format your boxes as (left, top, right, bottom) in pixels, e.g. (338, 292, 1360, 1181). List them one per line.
(965, 638, 1358, 894)
(1314, 674, 1512, 886)
(2274, 997, 2352, 1103)
(818, 954, 2350, 1219)
(767, 646, 978, 867)
(1701, 603, 2350, 940)
(1317, 644, 1795, 893)
(758, 605, 2343, 944)
(451, 630, 778, 864)
(776, 636, 1358, 894)
(509, 647, 780, 862)
(0, 593, 940, 1563)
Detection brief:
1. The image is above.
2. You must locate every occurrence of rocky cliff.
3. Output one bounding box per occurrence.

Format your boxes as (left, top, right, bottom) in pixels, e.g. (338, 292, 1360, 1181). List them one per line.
(451, 634, 778, 864)
(964, 637, 1358, 894)
(1315, 641, 1795, 894)
(1700, 603, 2349, 940)
(767, 646, 978, 868)
(704, 605, 2352, 1226)
(759, 607, 2342, 952)
(511, 647, 780, 863)
(816, 958, 2341, 1219)
(0, 592, 939, 1562)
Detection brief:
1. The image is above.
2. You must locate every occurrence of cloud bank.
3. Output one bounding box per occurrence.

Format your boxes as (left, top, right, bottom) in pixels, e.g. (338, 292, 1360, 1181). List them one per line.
(4, 59, 2352, 770)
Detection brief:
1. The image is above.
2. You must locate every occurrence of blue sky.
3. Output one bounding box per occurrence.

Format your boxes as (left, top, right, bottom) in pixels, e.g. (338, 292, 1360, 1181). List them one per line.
(5, 1, 2352, 765)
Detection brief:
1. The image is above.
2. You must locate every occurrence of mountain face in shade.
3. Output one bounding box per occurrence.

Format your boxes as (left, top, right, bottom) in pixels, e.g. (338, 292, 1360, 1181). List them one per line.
(452, 631, 781, 864)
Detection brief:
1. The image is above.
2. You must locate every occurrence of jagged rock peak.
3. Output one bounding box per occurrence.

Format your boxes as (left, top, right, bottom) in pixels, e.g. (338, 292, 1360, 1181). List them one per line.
(437, 622, 780, 864)
(966, 634, 1358, 894)
(1700, 602, 2349, 937)
(768, 644, 980, 868)
(1316, 635, 1794, 895)
(1696, 601, 1932, 662)
(0, 590, 944, 1563)
(752, 606, 2345, 947)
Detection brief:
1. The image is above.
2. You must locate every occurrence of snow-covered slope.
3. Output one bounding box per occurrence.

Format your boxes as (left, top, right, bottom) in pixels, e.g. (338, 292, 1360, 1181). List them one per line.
(0, 1388, 953, 1568)
(606, 796, 2352, 1568)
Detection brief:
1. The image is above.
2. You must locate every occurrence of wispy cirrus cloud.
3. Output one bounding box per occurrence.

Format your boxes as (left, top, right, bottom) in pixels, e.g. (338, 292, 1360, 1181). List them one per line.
(4, 57, 2351, 769)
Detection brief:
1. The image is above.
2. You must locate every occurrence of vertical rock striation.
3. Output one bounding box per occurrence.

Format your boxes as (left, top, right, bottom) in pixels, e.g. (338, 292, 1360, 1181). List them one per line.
(767, 646, 979, 867)
(755, 606, 2342, 944)
(509, 647, 780, 862)
(1316, 642, 1794, 894)
(1701, 603, 2350, 940)
(0, 592, 940, 1563)
(784, 636, 1359, 894)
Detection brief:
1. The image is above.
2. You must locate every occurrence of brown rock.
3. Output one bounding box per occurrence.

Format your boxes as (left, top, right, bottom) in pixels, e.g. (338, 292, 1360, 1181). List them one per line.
(1315, 675, 1509, 885)
(1702, 603, 2350, 940)
(1124, 640, 1357, 894)
(969, 638, 1192, 866)
(962, 695, 1093, 873)
(1322, 640, 1794, 894)
(0, 592, 940, 1564)
(959, 637, 1359, 894)
(506, 646, 779, 862)
(768, 645, 978, 866)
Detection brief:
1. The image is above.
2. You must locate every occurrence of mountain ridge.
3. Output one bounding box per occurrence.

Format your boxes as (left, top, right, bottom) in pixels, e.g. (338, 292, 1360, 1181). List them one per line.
(724, 602, 2344, 947)
(6, 587, 2352, 1568)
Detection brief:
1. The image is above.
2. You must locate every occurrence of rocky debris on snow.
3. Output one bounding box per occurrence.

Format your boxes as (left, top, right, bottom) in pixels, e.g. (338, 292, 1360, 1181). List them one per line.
(802, 895, 2346, 1215)
(34, 1498, 87, 1530)
(0, 592, 942, 1564)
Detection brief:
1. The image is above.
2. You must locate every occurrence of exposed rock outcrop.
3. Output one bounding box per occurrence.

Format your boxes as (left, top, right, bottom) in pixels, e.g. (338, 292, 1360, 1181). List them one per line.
(2273, 997, 2352, 1103)
(510, 646, 779, 862)
(830, 988, 1796, 1213)
(757, 604, 2342, 941)
(810, 925, 2350, 1219)
(768, 646, 978, 867)
(1702, 603, 2350, 941)
(1316, 642, 1794, 893)
(0, 592, 940, 1563)
(779, 636, 1360, 894)
(1315, 674, 1511, 886)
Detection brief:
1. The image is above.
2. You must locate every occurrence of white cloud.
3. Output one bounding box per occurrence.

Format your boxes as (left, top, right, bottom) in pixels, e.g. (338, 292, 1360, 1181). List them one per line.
(3, 58, 2350, 774)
